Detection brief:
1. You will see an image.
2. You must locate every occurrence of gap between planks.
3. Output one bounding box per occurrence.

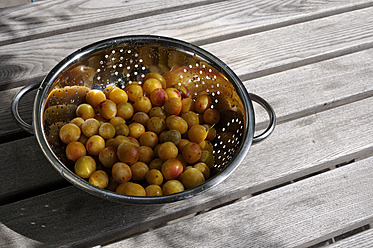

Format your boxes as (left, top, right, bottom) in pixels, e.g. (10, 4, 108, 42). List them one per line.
(4, 39, 373, 141)
(4, 47, 373, 203)
(0, 0, 226, 47)
(96, 161, 373, 247)
(2, 0, 373, 48)
(3, 1, 373, 91)
(310, 224, 371, 247)
(194, 1, 373, 47)
(2, 89, 373, 246)
(158, 159, 356, 231)
(5, 36, 373, 93)
(327, 226, 373, 248)
(146, 95, 373, 246)
(103, 157, 373, 248)
(238, 40, 373, 82)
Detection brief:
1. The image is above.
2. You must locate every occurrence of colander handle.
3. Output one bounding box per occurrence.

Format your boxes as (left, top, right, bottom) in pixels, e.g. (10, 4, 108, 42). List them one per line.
(249, 93, 276, 143)
(11, 82, 41, 134)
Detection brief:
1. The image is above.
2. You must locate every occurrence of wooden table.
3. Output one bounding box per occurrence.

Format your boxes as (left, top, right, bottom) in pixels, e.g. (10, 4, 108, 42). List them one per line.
(1, 0, 373, 247)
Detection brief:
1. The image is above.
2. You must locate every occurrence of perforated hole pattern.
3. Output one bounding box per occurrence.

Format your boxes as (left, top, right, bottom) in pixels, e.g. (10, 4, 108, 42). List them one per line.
(43, 42, 246, 175)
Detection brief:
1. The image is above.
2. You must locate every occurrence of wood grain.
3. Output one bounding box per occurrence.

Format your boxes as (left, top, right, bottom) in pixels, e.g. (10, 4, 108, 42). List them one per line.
(202, 6, 373, 78)
(2, 45, 373, 195)
(0, 135, 64, 202)
(0, 0, 211, 44)
(1, 0, 370, 45)
(246, 48, 373, 126)
(2, 1, 373, 247)
(2, 2, 373, 91)
(105, 157, 373, 248)
(328, 229, 373, 248)
(1, 92, 373, 247)
(3, 6, 373, 136)
(3, 47, 373, 137)
(2, 45, 373, 201)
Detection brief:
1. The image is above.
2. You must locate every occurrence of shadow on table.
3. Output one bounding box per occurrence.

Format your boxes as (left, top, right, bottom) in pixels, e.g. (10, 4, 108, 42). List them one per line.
(1, 189, 285, 247)
(0, 7, 71, 46)
(0, 11, 42, 39)
(0, 187, 164, 247)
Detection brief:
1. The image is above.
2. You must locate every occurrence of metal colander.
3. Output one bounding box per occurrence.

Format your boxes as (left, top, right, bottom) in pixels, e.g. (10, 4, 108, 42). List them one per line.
(12, 36, 275, 204)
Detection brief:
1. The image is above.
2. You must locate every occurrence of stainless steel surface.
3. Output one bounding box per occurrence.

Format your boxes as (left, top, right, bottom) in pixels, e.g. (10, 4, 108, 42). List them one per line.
(27, 35, 274, 204)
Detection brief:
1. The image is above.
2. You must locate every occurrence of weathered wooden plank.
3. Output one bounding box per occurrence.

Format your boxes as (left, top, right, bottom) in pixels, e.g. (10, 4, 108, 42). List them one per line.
(2, 2, 373, 91)
(105, 157, 373, 248)
(0, 0, 209, 44)
(2, 46, 373, 203)
(3, 7, 373, 137)
(1, 0, 370, 45)
(0, 135, 64, 202)
(245, 48, 373, 126)
(0, 0, 29, 9)
(2, 1, 372, 247)
(1, 90, 373, 247)
(328, 229, 373, 248)
(202, 6, 373, 79)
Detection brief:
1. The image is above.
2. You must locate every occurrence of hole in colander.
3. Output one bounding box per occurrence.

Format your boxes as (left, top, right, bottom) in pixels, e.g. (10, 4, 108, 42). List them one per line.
(42, 41, 247, 195)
